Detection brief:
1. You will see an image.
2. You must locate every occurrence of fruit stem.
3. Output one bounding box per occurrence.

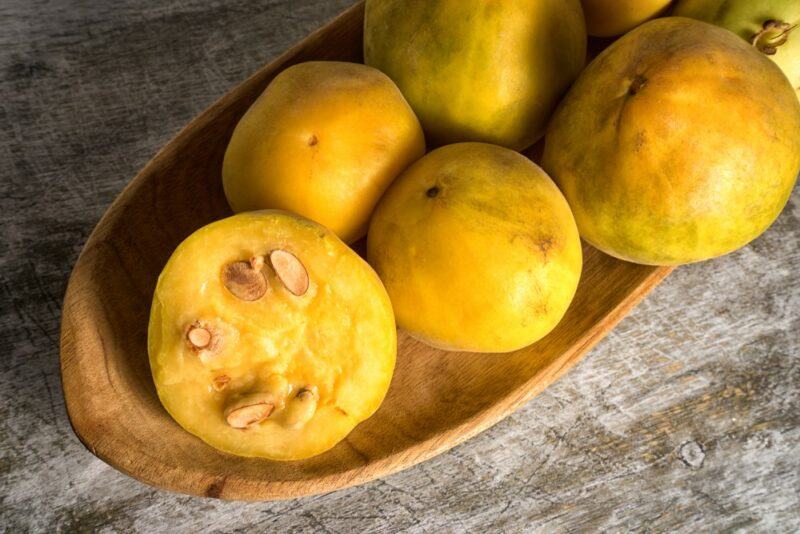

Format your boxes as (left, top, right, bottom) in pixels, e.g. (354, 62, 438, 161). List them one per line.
(751, 20, 797, 55)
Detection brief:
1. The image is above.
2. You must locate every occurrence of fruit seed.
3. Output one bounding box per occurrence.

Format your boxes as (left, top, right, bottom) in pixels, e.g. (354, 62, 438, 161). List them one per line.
(269, 249, 309, 296)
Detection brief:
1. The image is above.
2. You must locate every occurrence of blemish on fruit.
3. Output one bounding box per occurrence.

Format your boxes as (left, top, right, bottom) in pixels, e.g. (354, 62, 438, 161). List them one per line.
(537, 237, 554, 262)
(633, 131, 646, 152)
(628, 74, 647, 95)
(212, 375, 230, 392)
(426, 186, 440, 198)
(307, 134, 318, 146)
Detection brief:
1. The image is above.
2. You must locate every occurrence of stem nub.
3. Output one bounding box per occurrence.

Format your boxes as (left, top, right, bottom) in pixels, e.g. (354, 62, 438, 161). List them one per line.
(752, 20, 796, 55)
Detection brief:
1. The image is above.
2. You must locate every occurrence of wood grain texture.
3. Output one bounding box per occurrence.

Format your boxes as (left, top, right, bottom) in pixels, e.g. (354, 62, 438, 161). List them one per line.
(2, 0, 799, 530)
(59, 1, 673, 500)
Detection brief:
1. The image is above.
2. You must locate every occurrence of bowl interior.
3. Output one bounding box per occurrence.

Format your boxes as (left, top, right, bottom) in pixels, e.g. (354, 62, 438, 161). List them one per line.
(60, 3, 668, 500)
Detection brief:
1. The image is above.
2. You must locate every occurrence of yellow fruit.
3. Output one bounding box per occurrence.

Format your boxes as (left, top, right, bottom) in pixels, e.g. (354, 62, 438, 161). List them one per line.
(542, 18, 800, 265)
(148, 210, 396, 460)
(368, 143, 582, 353)
(222, 61, 425, 244)
(674, 0, 800, 95)
(581, 0, 673, 37)
(363, 0, 586, 150)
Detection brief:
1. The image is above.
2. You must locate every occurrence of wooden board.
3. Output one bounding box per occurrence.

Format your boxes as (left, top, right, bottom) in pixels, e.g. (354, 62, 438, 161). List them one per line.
(59, 1, 672, 500)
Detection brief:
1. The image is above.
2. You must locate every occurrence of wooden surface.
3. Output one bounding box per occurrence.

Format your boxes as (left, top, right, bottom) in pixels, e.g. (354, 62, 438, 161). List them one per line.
(59, 1, 672, 501)
(2, 0, 800, 530)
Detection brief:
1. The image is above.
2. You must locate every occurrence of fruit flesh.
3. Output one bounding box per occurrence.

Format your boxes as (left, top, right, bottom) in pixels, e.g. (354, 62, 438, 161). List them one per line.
(367, 143, 582, 353)
(222, 61, 425, 244)
(542, 18, 800, 265)
(581, 0, 673, 37)
(148, 210, 396, 460)
(363, 0, 586, 151)
(674, 0, 800, 95)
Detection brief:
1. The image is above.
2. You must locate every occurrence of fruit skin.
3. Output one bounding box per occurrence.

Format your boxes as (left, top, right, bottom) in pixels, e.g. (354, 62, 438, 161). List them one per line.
(148, 210, 396, 460)
(222, 61, 425, 244)
(581, 0, 673, 37)
(368, 143, 582, 353)
(542, 17, 800, 266)
(674, 0, 800, 95)
(363, 0, 586, 151)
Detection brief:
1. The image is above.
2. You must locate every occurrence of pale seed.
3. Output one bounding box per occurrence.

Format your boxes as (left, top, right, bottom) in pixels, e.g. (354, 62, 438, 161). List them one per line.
(225, 402, 273, 429)
(224, 393, 277, 429)
(187, 325, 212, 349)
(283, 386, 318, 429)
(269, 249, 309, 296)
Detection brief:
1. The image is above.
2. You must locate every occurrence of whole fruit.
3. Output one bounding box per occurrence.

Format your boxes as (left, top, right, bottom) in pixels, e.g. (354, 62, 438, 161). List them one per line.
(148, 210, 396, 460)
(582, 0, 673, 37)
(542, 18, 800, 265)
(363, 0, 586, 151)
(674, 0, 800, 95)
(222, 61, 425, 244)
(368, 143, 582, 353)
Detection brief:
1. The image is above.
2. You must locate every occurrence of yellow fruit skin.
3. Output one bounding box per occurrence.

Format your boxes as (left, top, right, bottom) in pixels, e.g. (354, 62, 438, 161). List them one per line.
(363, 0, 586, 151)
(542, 18, 800, 266)
(222, 61, 425, 244)
(368, 143, 582, 353)
(674, 0, 800, 96)
(148, 210, 396, 460)
(582, 0, 673, 37)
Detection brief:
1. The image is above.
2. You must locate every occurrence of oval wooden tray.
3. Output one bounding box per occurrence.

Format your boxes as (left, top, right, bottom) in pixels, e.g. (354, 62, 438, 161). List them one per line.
(59, 2, 672, 500)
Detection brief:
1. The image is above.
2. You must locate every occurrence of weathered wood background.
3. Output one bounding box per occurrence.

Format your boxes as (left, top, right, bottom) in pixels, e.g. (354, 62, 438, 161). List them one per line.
(1, 0, 798, 531)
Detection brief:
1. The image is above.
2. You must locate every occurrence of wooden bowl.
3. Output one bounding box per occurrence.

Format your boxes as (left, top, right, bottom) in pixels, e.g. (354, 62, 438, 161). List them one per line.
(59, 2, 672, 500)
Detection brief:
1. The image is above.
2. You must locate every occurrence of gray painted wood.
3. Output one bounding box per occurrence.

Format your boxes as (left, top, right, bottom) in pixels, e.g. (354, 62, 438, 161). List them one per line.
(1, 0, 798, 531)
